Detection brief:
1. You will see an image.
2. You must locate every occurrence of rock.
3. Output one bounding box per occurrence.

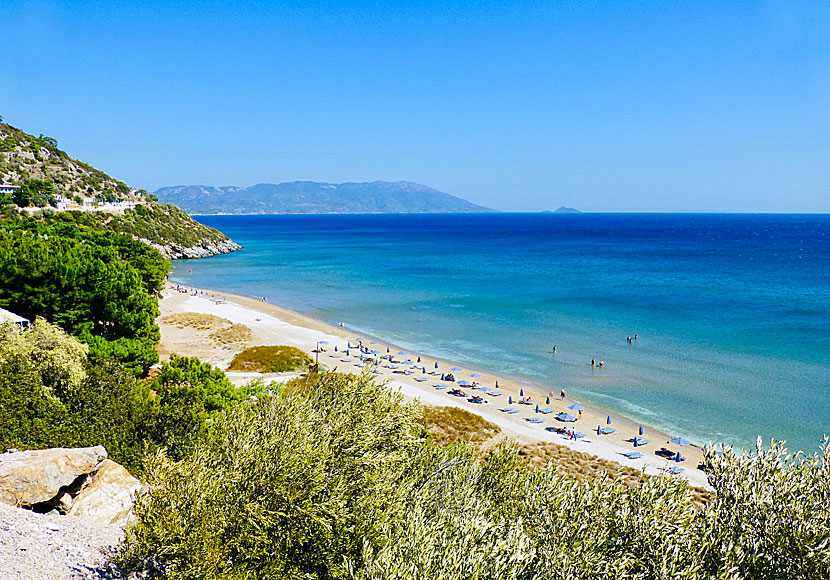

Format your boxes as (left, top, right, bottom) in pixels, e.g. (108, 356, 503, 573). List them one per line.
(137, 237, 243, 260)
(68, 459, 142, 525)
(0, 446, 107, 508)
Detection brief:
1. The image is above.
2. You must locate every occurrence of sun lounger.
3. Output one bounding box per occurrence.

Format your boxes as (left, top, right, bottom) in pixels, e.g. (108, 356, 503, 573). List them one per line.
(499, 408, 519, 414)
(599, 427, 616, 435)
(666, 466, 685, 475)
(414, 377, 427, 382)
(633, 437, 650, 447)
(538, 408, 554, 414)
(489, 390, 502, 396)
(623, 451, 644, 459)
(340, 358, 351, 362)
(525, 417, 544, 424)
(432, 384, 447, 389)
(354, 363, 365, 368)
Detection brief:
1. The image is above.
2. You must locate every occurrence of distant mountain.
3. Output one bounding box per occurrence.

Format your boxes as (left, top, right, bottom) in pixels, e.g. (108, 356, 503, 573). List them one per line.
(154, 181, 495, 215)
(553, 206, 580, 213)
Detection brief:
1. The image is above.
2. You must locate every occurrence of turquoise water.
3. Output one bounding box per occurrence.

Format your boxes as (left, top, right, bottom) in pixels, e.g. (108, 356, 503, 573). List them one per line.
(172, 213, 830, 453)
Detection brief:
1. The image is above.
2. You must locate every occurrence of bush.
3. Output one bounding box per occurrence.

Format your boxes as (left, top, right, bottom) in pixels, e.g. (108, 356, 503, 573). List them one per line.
(227, 345, 312, 373)
(147, 354, 256, 460)
(117, 373, 830, 580)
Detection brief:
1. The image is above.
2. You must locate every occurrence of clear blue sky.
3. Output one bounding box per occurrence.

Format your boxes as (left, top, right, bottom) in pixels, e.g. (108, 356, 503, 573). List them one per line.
(3, 1, 829, 211)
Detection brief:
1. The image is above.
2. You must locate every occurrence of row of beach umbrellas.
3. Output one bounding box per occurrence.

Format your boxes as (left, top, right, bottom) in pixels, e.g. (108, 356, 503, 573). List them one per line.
(327, 335, 693, 459)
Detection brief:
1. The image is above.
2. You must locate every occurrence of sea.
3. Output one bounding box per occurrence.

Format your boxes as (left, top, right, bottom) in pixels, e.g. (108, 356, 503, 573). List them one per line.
(171, 213, 830, 453)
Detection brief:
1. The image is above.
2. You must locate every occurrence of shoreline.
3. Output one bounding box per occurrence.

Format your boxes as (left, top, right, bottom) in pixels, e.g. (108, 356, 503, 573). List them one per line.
(158, 284, 711, 489)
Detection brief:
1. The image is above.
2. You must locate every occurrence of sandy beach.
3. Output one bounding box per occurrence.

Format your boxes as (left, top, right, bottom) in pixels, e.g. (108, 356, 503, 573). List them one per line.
(157, 285, 710, 490)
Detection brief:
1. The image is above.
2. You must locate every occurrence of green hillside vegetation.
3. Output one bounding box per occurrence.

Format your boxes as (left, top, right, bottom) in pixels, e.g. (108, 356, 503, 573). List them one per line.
(0, 118, 237, 253)
(14, 203, 232, 248)
(117, 371, 830, 580)
(0, 217, 168, 373)
(0, 325, 257, 476)
(0, 120, 133, 202)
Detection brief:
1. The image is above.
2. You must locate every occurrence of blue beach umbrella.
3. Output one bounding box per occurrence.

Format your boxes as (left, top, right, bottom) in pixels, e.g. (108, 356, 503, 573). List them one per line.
(546, 396, 550, 405)
(535, 404, 540, 413)
(607, 415, 612, 425)
(434, 361, 439, 368)
(639, 425, 644, 436)
(495, 380, 499, 388)
(370, 341, 379, 344)
(334, 346, 338, 352)
(399, 351, 409, 355)
(509, 395, 513, 404)
(451, 367, 462, 372)
(353, 337, 364, 341)
(458, 380, 470, 386)
(387, 347, 390, 353)
(470, 373, 482, 378)
(345, 349, 350, 356)
(675, 451, 683, 462)
(520, 388, 524, 397)
(417, 356, 421, 362)
(370, 349, 381, 354)
(556, 413, 577, 422)
(441, 373, 445, 380)
(422, 368, 425, 374)
(568, 403, 584, 411)
(597, 425, 602, 435)
(669, 437, 690, 446)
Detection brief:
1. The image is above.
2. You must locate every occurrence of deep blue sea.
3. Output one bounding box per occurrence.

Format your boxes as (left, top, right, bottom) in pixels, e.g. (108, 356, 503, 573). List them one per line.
(172, 213, 830, 453)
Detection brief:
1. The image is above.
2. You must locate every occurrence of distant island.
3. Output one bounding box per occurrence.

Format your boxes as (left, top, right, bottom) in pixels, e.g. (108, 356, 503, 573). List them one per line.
(154, 181, 496, 215)
(550, 206, 580, 213)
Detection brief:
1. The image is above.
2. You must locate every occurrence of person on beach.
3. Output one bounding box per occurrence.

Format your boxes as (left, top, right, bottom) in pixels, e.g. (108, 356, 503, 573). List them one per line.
(578, 409, 583, 418)
(560, 389, 565, 400)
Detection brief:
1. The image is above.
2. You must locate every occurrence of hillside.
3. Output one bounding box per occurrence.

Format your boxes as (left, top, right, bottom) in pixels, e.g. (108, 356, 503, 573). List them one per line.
(155, 181, 495, 214)
(0, 120, 134, 202)
(0, 118, 239, 259)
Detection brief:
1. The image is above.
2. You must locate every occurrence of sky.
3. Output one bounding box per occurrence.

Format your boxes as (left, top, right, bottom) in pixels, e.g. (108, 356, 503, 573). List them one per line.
(2, 1, 829, 212)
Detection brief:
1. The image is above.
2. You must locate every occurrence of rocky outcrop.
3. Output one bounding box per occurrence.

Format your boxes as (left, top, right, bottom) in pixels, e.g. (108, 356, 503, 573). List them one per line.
(68, 459, 141, 525)
(0, 447, 141, 526)
(138, 237, 243, 260)
(0, 446, 107, 508)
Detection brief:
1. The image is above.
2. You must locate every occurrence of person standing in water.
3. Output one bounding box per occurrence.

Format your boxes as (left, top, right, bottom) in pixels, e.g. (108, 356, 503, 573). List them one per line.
(552, 345, 557, 353)
(591, 358, 596, 367)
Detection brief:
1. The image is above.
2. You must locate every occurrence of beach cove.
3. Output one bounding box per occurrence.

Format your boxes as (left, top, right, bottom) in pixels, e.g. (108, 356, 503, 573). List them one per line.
(158, 285, 710, 489)
(175, 213, 830, 455)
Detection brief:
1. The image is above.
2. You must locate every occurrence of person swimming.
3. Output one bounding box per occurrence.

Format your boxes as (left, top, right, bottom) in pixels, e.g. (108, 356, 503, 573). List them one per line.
(591, 358, 596, 367)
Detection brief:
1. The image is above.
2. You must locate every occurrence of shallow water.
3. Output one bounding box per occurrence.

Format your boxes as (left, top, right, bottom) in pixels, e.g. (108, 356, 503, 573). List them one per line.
(172, 213, 830, 453)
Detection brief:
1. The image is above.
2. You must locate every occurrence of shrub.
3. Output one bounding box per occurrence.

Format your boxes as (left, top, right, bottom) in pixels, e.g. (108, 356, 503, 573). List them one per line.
(227, 345, 312, 373)
(147, 354, 257, 460)
(117, 374, 830, 580)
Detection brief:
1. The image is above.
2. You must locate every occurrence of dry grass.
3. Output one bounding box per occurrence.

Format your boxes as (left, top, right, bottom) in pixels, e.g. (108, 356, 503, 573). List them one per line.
(161, 313, 252, 348)
(210, 324, 253, 345)
(161, 313, 231, 331)
(420, 405, 501, 446)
